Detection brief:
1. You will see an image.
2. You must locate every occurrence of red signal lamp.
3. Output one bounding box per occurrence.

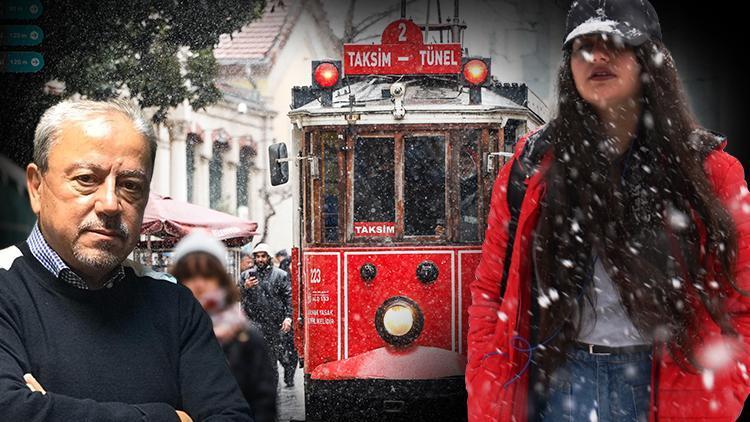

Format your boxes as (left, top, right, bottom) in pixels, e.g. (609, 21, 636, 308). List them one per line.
(462, 59, 489, 86)
(311, 60, 342, 107)
(460, 57, 491, 105)
(312, 61, 341, 89)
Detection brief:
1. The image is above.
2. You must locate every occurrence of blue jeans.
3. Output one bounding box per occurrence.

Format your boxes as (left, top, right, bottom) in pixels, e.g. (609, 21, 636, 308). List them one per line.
(538, 348, 653, 422)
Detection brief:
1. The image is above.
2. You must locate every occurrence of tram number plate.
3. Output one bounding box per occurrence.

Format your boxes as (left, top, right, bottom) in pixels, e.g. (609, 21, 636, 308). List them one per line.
(311, 294, 330, 303)
(309, 267, 322, 284)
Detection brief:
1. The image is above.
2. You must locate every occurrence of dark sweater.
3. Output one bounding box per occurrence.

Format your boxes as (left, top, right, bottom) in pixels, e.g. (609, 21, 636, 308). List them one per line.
(0, 242, 253, 421)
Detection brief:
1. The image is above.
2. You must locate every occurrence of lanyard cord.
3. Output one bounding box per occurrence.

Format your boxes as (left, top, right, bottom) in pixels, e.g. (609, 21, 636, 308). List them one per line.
(482, 253, 596, 388)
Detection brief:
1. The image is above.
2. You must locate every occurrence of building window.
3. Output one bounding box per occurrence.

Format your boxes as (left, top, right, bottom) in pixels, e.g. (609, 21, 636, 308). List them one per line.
(209, 140, 227, 209)
(186, 133, 199, 203)
(237, 145, 254, 209)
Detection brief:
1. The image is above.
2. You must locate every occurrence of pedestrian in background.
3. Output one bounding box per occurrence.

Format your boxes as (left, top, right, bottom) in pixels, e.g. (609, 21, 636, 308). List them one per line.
(240, 243, 293, 391)
(172, 231, 278, 422)
(274, 249, 298, 387)
(275, 249, 290, 274)
(240, 244, 255, 273)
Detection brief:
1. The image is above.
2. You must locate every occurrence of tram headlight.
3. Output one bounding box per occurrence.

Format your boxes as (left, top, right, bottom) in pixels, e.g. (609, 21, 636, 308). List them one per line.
(383, 305, 414, 336)
(375, 296, 424, 347)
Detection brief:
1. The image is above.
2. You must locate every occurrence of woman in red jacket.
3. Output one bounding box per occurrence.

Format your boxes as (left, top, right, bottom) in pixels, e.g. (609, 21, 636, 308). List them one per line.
(466, 0, 750, 420)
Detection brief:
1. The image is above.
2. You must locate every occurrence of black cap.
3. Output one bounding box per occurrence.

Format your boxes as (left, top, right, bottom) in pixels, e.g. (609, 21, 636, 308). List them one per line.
(563, 0, 662, 49)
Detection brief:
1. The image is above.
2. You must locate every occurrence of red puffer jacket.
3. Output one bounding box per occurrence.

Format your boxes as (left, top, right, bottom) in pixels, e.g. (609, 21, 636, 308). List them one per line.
(466, 129, 750, 421)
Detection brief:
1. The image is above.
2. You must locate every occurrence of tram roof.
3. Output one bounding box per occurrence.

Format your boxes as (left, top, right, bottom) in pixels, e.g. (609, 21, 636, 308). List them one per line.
(288, 76, 549, 126)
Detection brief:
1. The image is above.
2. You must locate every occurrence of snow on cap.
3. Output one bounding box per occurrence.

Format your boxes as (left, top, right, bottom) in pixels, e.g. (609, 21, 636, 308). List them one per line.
(252, 243, 273, 256)
(563, 0, 661, 49)
(172, 230, 228, 267)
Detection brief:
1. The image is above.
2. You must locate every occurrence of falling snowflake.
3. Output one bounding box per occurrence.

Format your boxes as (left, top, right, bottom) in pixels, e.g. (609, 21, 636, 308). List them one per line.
(651, 51, 664, 67)
(709, 400, 720, 412)
(698, 340, 735, 370)
(739, 362, 749, 381)
(548, 288, 560, 301)
(671, 278, 681, 289)
(589, 408, 598, 422)
(702, 370, 715, 390)
(667, 206, 689, 231)
(624, 364, 638, 379)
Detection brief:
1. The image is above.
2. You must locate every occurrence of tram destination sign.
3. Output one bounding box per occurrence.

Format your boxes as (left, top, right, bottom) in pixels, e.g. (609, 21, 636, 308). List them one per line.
(354, 222, 395, 237)
(343, 19, 462, 75)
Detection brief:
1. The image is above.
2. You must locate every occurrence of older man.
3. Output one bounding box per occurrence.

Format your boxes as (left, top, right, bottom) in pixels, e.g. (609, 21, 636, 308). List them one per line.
(0, 99, 252, 421)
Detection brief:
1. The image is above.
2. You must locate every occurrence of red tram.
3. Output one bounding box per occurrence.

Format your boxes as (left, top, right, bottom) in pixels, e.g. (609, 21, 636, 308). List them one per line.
(269, 17, 547, 421)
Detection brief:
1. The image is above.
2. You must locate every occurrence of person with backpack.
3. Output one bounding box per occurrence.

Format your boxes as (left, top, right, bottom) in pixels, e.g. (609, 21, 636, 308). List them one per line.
(466, 0, 750, 420)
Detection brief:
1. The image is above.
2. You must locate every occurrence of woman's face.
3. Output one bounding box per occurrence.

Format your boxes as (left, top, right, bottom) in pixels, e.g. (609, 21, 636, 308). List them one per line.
(182, 276, 224, 311)
(570, 35, 642, 113)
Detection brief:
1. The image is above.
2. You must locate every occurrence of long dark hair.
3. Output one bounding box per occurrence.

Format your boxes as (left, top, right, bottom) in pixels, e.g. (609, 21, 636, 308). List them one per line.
(533, 39, 742, 377)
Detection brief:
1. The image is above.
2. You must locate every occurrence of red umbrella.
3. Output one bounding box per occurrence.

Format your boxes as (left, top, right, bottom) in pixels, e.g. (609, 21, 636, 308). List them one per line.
(140, 193, 258, 247)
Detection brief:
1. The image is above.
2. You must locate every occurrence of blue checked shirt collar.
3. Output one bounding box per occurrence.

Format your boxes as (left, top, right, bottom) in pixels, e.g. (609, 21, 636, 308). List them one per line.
(27, 223, 124, 290)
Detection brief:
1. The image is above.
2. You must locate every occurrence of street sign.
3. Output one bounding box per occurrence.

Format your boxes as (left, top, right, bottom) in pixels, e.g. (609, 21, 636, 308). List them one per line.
(0, 51, 44, 73)
(1, 0, 42, 20)
(1, 25, 44, 46)
(343, 19, 462, 76)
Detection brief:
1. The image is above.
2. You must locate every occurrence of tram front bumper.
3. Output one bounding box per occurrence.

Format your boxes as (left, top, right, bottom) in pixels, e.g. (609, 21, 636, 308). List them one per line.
(305, 345, 467, 421)
(311, 344, 465, 380)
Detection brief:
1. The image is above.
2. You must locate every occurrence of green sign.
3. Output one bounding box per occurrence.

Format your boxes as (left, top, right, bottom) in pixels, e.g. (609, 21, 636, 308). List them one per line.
(1, 25, 43, 46)
(1, 0, 43, 20)
(0, 51, 44, 73)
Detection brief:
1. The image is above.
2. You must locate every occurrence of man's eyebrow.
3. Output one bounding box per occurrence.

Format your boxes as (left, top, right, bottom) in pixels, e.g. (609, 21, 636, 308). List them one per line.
(117, 169, 147, 179)
(64, 163, 146, 179)
(65, 162, 105, 172)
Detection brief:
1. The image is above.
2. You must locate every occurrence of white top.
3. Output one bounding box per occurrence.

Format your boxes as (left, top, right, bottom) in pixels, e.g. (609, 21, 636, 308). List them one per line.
(577, 256, 650, 346)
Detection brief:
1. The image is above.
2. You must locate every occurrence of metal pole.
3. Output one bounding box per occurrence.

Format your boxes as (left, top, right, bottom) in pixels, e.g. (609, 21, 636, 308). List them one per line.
(401, 0, 406, 18)
(437, 0, 443, 42)
(451, 0, 460, 43)
(425, 0, 431, 43)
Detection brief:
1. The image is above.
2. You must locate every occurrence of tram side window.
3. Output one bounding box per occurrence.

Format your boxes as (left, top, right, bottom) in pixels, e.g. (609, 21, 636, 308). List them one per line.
(458, 130, 480, 242)
(353, 137, 395, 228)
(404, 136, 446, 236)
(322, 133, 340, 242)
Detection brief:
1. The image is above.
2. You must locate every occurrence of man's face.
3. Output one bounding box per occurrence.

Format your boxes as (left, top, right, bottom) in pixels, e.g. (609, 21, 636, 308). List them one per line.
(240, 255, 254, 272)
(27, 111, 152, 281)
(254, 252, 270, 269)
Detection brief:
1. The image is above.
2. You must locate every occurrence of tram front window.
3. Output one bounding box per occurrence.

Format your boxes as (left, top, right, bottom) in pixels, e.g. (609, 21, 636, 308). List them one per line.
(322, 133, 340, 242)
(458, 131, 480, 242)
(404, 136, 446, 236)
(353, 137, 395, 227)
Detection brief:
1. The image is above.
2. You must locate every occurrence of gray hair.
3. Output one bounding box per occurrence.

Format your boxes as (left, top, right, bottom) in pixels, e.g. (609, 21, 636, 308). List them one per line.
(33, 99, 158, 173)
